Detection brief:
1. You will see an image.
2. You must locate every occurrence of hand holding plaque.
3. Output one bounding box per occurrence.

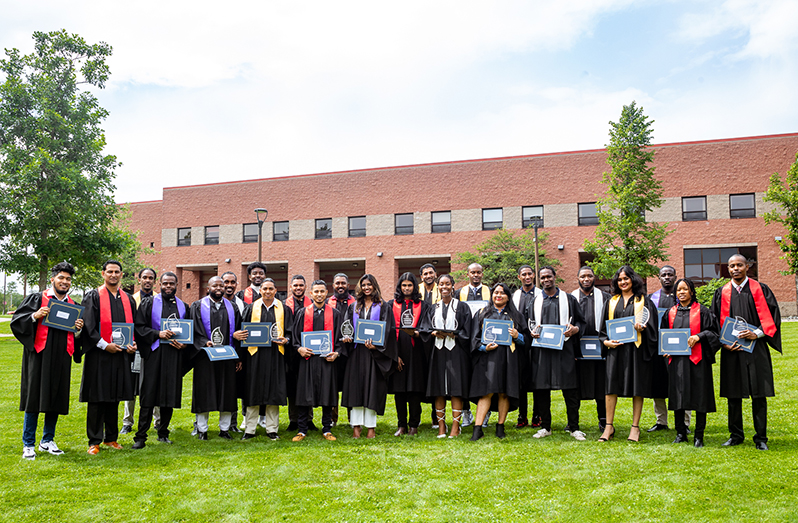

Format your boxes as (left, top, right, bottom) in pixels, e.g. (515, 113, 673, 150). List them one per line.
(635, 306, 650, 331)
(340, 319, 354, 341)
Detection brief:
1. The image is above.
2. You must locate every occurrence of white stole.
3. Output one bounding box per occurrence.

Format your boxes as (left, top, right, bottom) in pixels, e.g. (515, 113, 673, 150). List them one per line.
(533, 289, 571, 341)
(512, 288, 534, 310)
(432, 299, 458, 350)
(571, 288, 603, 332)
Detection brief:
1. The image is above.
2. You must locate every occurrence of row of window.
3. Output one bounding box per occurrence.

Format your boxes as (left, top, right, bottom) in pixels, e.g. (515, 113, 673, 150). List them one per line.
(175, 194, 756, 246)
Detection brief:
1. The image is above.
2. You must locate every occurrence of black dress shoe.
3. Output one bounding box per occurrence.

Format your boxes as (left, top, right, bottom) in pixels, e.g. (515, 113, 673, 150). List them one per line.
(694, 438, 704, 448)
(131, 440, 146, 449)
(157, 437, 173, 444)
(756, 442, 769, 451)
(722, 437, 743, 446)
(287, 421, 298, 432)
(241, 433, 256, 441)
(647, 423, 668, 432)
(120, 425, 133, 435)
(673, 433, 689, 444)
(218, 430, 233, 440)
(496, 423, 506, 439)
(266, 433, 279, 440)
(470, 426, 484, 442)
(198, 432, 208, 440)
(229, 426, 242, 434)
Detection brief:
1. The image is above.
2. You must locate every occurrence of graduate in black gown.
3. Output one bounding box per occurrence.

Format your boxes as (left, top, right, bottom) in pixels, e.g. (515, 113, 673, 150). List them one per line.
(571, 266, 610, 432)
(469, 283, 526, 441)
(239, 279, 293, 440)
(711, 254, 781, 450)
(291, 279, 343, 441)
(132, 271, 190, 448)
(660, 278, 719, 447)
(422, 274, 473, 438)
(647, 265, 679, 433)
(512, 265, 538, 429)
(236, 261, 266, 306)
(526, 266, 585, 440)
(340, 274, 397, 439)
(387, 273, 432, 436)
(12, 262, 83, 459)
(598, 266, 658, 443)
(189, 276, 242, 440)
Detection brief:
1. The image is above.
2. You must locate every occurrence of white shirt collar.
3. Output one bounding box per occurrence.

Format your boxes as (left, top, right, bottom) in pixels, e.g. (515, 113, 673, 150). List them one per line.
(733, 277, 749, 292)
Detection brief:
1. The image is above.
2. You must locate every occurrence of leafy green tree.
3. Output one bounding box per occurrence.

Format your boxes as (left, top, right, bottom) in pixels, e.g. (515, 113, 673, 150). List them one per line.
(452, 227, 560, 288)
(0, 30, 137, 289)
(582, 101, 671, 279)
(763, 151, 798, 310)
(695, 277, 729, 308)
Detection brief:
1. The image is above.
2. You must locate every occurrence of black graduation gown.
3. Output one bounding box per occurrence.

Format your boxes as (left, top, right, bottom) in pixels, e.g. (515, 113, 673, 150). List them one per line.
(573, 289, 610, 401)
(134, 295, 189, 409)
(387, 299, 432, 395)
(12, 293, 76, 415)
(660, 304, 719, 412)
(649, 290, 676, 399)
(239, 302, 293, 406)
(527, 290, 584, 391)
(292, 305, 342, 407)
(79, 289, 137, 403)
(711, 280, 782, 399)
(284, 295, 311, 399)
(422, 299, 473, 399)
(469, 306, 522, 410)
(327, 293, 354, 391)
(189, 298, 240, 413)
(236, 287, 261, 305)
(599, 295, 658, 398)
(514, 289, 536, 394)
(339, 301, 398, 414)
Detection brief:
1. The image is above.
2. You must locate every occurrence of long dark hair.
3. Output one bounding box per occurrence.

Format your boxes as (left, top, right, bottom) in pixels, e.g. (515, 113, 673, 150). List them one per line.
(355, 274, 383, 313)
(394, 272, 421, 302)
(673, 278, 697, 306)
(610, 265, 645, 297)
(477, 282, 524, 330)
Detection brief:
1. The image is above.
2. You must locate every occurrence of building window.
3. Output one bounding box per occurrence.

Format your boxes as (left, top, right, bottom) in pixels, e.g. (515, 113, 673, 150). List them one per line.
(730, 193, 756, 219)
(273, 221, 289, 242)
(482, 208, 503, 230)
(684, 246, 757, 285)
(578, 203, 599, 226)
(177, 227, 191, 246)
(522, 205, 544, 228)
(431, 211, 451, 233)
(349, 216, 366, 237)
(682, 196, 707, 221)
(204, 225, 219, 245)
(243, 223, 259, 243)
(395, 213, 414, 235)
(315, 218, 332, 239)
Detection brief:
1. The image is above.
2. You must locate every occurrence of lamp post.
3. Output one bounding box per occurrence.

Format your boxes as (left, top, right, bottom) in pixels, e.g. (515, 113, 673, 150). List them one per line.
(255, 208, 268, 263)
(533, 222, 540, 288)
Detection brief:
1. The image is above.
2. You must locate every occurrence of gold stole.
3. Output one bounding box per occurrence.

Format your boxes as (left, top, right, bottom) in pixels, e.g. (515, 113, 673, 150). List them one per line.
(250, 298, 285, 355)
(421, 283, 441, 303)
(608, 294, 644, 347)
(459, 285, 490, 301)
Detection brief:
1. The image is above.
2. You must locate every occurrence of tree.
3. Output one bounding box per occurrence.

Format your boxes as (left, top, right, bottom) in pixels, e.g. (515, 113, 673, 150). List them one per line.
(0, 30, 138, 289)
(763, 151, 798, 312)
(696, 277, 728, 308)
(452, 227, 560, 289)
(582, 101, 671, 279)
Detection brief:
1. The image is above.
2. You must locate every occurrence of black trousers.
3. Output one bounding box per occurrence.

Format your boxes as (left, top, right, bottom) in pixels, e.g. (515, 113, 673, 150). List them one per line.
(676, 409, 705, 437)
(395, 392, 422, 429)
(298, 406, 332, 434)
(519, 391, 542, 421)
(134, 406, 174, 442)
(537, 389, 580, 431)
(87, 402, 120, 446)
(728, 397, 768, 444)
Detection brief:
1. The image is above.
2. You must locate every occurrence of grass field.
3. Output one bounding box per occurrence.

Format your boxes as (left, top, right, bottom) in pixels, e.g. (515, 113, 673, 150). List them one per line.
(1, 326, 796, 522)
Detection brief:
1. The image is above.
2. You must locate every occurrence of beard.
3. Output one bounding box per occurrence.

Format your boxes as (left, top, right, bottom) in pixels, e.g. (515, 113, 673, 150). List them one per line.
(162, 288, 176, 300)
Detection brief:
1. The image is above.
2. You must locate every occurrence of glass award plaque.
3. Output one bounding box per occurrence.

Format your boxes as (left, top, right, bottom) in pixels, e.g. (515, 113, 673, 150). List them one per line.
(636, 306, 650, 326)
(270, 322, 282, 340)
(528, 319, 541, 336)
(341, 319, 354, 340)
(164, 313, 181, 332)
(111, 323, 134, 347)
(400, 308, 415, 329)
(202, 326, 238, 360)
(211, 327, 225, 346)
(719, 316, 755, 353)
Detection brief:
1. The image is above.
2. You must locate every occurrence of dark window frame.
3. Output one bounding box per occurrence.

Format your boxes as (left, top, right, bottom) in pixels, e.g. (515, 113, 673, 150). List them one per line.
(522, 205, 544, 228)
(729, 193, 756, 219)
(682, 196, 708, 221)
(273, 221, 289, 242)
(482, 208, 503, 231)
(204, 225, 220, 245)
(395, 213, 414, 235)
(315, 218, 332, 240)
(431, 210, 451, 233)
(577, 202, 599, 226)
(177, 227, 191, 247)
(348, 216, 367, 237)
(243, 223, 259, 243)
(684, 246, 758, 285)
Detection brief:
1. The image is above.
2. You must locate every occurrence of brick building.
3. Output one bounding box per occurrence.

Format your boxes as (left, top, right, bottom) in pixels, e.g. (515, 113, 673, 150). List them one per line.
(126, 132, 798, 314)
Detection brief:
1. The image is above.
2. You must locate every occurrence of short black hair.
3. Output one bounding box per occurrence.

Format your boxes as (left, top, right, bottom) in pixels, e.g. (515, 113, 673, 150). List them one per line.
(247, 261, 267, 275)
(394, 272, 421, 302)
(578, 265, 594, 275)
(138, 267, 157, 279)
(221, 271, 237, 280)
(260, 278, 276, 287)
(437, 273, 455, 286)
(539, 266, 557, 277)
(419, 263, 436, 275)
(333, 273, 349, 283)
(517, 265, 533, 275)
(51, 261, 75, 277)
(103, 259, 122, 271)
(610, 265, 645, 297)
(659, 265, 676, 275)
(161, 271, 178, 282)
(291, 274, 306, 283)
(672, 278, 697, 304)
(310, 279, 327, 289)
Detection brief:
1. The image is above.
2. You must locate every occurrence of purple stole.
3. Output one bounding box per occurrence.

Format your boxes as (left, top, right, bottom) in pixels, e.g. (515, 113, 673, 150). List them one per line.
(200, 297, 235, 345)
(650, 289, 662, 307)
(353, 302, 381, 345)
(151, 294, 187, 350)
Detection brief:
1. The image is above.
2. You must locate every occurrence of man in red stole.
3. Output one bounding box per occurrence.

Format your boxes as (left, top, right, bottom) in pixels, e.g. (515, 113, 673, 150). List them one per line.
(12, 262, 83, 460)
(236, 262, 267, 305)
(285, 274, 313, 431)
(711, 254, 781, 450)
(80, 260, 138, 455)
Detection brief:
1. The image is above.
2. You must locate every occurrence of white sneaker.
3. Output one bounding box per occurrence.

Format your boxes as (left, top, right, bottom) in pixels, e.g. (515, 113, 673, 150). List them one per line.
(38, 441, 64, 455)
(240, 419, 247, 430)
(482, 411, 492, 428)
(532, 428, 552, 439)
(570, 430, 587, 441)
(23, 446, 36, 460)
(461, 410, 474, 427)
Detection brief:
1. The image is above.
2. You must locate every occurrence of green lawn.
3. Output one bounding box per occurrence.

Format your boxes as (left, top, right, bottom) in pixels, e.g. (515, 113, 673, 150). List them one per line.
(1, 326, 796, 522)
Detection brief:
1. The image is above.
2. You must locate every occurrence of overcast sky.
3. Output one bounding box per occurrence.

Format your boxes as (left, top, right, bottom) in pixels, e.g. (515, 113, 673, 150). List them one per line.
(3, 0, 798, 203)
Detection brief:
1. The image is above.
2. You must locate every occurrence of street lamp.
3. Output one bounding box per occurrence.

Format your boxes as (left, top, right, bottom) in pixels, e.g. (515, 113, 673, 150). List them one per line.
(255, 208, 268, 262)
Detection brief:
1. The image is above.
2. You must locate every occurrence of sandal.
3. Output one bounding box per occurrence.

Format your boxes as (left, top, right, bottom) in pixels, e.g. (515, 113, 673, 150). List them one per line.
(628, 424, 640, 442)
(598, 423, 615, 442)
(449, 409, 462, 438)
(436, 408, 447, 438)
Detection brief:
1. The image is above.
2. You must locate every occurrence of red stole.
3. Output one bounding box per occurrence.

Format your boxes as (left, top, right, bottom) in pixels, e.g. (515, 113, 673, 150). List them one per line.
(286, 295, 311, 313)
(303, 304, 334, 332)
(34, 291, 75, 356)
(668, 302, 702, 364)
(393, 299, 422, 340)
(243, 287, 255, 304)
(98, 285, 134, 343)
(328, 295, 355, 309)
(720, 279, 776, 337)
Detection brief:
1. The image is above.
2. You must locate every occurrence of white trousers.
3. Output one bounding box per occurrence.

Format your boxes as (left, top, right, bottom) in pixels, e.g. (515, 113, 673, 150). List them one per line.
(196, 412, 232, 432)
(349, 407, 377, 428)
(124, 399, 160, 426)
(246, 405, 279, 434)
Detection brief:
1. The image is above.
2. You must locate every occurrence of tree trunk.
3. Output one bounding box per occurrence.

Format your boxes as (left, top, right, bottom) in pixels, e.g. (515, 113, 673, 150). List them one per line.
(38, 254, 48, 291)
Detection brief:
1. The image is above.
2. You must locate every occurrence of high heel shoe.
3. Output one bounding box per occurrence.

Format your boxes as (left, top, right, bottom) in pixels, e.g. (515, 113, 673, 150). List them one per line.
(598, 423, 615, 442)
(628, 424, 640, 442)
(436, 408, 447, 439)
